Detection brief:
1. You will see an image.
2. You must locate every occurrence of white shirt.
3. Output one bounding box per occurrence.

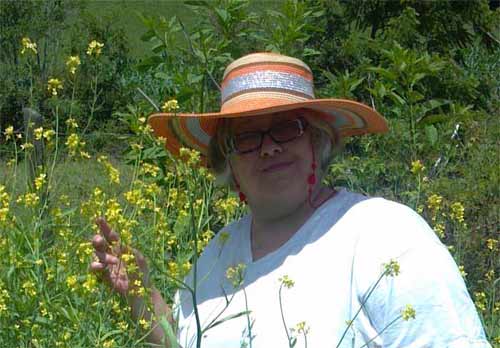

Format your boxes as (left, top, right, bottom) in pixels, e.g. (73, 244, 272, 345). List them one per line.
(175, 189, 491, 348)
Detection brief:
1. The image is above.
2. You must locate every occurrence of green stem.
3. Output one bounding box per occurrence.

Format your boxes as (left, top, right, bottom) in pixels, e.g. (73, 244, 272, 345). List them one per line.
(335, 270, 388, 348)
(358, 315, 402, 348)
(83, 66, 99, 134)
(242, 287, 253, 348)
(188, 166, 202, 348)
(278, 284, 292, 347)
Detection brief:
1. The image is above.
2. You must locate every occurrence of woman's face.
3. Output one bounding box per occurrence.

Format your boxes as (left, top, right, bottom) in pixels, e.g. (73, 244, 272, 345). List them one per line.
(229, 110, 314, 215)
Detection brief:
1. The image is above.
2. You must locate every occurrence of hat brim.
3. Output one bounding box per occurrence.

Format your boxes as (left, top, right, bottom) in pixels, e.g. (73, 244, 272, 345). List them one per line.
(148, 98, 388, 164)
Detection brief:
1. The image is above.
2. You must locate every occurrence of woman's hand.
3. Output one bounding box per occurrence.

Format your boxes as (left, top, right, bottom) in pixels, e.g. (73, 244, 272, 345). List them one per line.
(90, 217, 149, 297)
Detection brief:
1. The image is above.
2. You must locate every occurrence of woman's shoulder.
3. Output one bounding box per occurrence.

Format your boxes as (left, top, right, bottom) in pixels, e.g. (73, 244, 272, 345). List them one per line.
(343, 193, 443, 254)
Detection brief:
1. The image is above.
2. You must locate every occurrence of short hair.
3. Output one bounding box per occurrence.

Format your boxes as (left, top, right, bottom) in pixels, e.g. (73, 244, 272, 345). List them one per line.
(207, 108, 342, 188)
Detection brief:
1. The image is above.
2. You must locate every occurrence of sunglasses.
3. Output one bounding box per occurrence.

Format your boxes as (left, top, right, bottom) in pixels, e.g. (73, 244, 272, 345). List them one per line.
(231, 118, 308, 155)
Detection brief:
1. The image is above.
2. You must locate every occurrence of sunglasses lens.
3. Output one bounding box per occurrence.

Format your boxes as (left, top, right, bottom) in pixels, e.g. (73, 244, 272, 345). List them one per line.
(270, 120, 303, 142)
(233, 132, 262, 154)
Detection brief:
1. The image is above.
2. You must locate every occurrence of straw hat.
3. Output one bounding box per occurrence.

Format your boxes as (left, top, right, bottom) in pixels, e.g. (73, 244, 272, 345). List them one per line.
(148, 52, 388, 163)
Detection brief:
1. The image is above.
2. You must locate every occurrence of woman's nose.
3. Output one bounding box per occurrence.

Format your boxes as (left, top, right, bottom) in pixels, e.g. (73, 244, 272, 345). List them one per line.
(260, 134, 283, 157)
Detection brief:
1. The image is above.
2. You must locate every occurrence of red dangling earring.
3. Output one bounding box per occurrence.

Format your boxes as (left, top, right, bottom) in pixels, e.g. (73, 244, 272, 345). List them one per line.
(229, 160, 247, 204)
(307, 137, 317, 208)
(237, 184, 247, 204)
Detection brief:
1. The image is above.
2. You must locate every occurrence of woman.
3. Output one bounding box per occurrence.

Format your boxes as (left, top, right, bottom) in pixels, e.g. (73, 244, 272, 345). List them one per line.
(91, 53, 490, 347)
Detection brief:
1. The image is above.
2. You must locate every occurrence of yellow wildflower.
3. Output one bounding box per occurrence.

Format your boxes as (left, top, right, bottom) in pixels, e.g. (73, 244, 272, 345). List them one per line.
(427, 194, 443, 211)
(20, 142, 34, 151)
(103, 338, 115, 348)
(16, 192, 40, 207)
(80, 150, 91, 159)
(279, 274, 295, 289)
(82, 274, 97, 294)
(140, 162, 160, 177)
(117, 321, 128, 331)
(86, 40, 104, 56)
(139, 318, 150, 330)
(65, 133, 86, 157)
(21, 37, 37, 55)
(215, 197, 240, 219)
(296, 321, 310, 334)
(47, 78, 63, 96)
(383, 259, 401, 277)
(226, 263, 246, 288)
(0, 288, 10, 315)
(218, 231, 230, 247)
(34, 173, 46, 191)
(66, 55, 81, 74)
(486, 238, 498, 251)
(401, 304, 416, 320)
(485, 269, 495, 282)
(43, 129, 56, 141)
(34, 127, 43, 140)
(161, 99, 180, 112)
(66, 117, 79, 130)
(474, 291, 487, 312)
(182, 261, 191, 274)
(167, 261, 179, 279)
(66, 275, 78, 291)
(410, 160, 425, 175)
(4, 126, 14, 140)
(433, 223, 445, 239)
(98, 156, 120, 184)
(22, 280, 37, 297)
(179, 147, 201, 166)
(458, 265, 467, 278)
(105, 198, 122, 223)
(449, 202, 465, 224)
(0, 185, 10, 223)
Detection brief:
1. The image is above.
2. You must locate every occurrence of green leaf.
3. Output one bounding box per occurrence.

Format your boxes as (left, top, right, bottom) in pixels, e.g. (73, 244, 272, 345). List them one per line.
(388, 91, 406, 106)
(425, 125, 438, 146)
(173, 213, 190, 236)
(214, 8, 229, 22)
(159, 316, 179, 348)
(418, 113, 449, 125)
(101, 330, 123, 341)
(184, 0, 210, 7)
(410, 72, 427, 87)
(349, 77, 365, 92)
(152, 43, 167, 53)
(408, 90, 424, 103)
(154, 72, 170, 80)
(142, 146, 166, 160)
(140, 29, 156, 42)
(136, 56, 164, 72)
(187, 73, 204, 84)
(366, 67, 397, 81)
(203, 311, 251, 331)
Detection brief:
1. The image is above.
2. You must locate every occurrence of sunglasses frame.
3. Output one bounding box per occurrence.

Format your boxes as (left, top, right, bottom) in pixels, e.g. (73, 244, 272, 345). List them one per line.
(230, 117, 308, 155)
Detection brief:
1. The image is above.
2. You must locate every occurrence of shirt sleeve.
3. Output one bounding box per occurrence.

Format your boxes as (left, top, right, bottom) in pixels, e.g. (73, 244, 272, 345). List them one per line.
(352, 199, 492, 348)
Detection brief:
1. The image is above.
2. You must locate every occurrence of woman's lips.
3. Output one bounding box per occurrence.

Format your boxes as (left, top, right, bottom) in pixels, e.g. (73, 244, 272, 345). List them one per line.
(261, 161, 294, 173)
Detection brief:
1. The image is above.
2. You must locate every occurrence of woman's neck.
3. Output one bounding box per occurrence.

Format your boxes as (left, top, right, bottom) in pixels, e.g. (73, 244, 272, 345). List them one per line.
(250, 185, 336, 261)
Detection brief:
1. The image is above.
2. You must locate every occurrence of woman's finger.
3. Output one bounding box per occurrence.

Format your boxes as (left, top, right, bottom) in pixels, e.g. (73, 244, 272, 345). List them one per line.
(96, 217, 120, 244)
(92, 234, 108, 253)
(94, 251, 119, 265)
(90, 261, 107, 271)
